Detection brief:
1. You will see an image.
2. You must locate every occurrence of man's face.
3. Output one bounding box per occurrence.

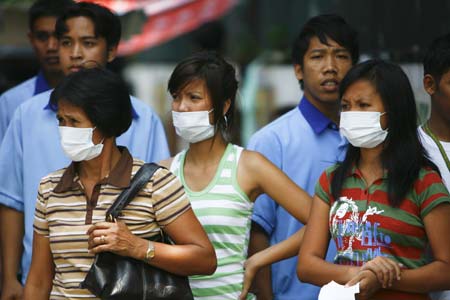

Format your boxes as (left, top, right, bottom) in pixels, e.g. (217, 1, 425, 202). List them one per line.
(58, 16, 116, 75)
(426, 71, 450, 124)
(28, 16, 60, 74)
(294, 36, 353, 107)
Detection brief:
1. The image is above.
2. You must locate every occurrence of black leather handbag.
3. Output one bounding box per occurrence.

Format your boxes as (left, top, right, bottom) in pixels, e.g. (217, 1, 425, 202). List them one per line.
(80, 163, 194, 300)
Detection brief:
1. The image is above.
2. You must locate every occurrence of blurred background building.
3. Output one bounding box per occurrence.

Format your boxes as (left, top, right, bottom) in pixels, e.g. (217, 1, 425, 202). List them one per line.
(1, 0, 448, 154)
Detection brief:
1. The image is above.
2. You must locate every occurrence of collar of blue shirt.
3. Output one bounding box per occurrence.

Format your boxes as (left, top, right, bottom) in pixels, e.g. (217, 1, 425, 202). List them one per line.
(298, 96, 338, 134)
(34, 70, 52, 96)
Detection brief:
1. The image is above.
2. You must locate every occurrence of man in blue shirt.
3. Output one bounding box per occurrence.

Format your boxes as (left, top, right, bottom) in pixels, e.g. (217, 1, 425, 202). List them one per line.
(0, 3, 169, 299)
(0, 0, 74, 141)
(247, 14, 359, 300)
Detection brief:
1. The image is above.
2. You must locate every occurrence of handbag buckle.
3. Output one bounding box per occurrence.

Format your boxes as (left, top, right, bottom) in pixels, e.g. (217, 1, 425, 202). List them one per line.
(106, 214, 116, 223)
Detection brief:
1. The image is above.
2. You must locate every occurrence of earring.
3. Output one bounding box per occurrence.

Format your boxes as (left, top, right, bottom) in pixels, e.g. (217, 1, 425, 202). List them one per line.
(223, 115, 228, 128)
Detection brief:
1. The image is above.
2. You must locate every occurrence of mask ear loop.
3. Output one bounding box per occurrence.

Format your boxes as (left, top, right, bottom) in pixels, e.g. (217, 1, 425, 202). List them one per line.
(92, 127, 105, 145)
(379, 112, 389, 132)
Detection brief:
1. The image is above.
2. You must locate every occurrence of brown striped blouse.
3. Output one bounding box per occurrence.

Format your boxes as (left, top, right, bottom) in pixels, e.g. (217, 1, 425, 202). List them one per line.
(33, 147, 191, 299)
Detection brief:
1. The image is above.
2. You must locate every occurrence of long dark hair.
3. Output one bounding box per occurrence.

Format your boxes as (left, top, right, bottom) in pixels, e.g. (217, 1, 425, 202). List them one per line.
(331, 59, 437, 207)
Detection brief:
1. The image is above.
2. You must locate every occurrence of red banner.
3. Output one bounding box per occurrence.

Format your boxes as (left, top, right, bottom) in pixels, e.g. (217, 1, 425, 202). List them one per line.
(80, 0, 237, 56)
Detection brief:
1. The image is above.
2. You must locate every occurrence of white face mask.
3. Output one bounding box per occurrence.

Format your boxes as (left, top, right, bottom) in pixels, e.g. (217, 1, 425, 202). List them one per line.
(59, 126, 104, 162)
(172, 109, 215, 143)
(339, 111, 388, 148)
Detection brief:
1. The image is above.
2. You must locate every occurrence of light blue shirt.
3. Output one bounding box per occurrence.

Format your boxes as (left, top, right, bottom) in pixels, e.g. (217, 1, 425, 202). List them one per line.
(0, 89, 169, 283)
(247, 97, 347, 300)
(0, 71, 51, 142)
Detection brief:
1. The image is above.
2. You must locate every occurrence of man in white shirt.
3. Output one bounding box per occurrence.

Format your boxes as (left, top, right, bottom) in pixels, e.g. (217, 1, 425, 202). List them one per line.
(420, 33, 450, 300)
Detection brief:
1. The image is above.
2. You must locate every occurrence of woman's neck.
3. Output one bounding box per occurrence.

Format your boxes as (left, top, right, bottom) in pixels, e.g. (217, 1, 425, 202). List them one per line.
(186, 134, 228, 167)
(358, 145, 384, 185)
(78, 139, 121, 182)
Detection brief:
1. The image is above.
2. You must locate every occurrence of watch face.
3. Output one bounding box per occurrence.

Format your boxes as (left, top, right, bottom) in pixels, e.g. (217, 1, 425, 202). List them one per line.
(146, 241, 155, 261)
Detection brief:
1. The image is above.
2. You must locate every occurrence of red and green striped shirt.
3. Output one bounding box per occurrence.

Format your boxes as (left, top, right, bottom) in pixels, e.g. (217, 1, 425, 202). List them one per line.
(315, 165, 450, 299)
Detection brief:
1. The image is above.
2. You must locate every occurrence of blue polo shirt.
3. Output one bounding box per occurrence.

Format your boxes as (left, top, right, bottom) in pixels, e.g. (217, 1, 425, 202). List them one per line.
(0, 89, 170, 283)
(247, 97, 347, 300)
(0, 71, 51, 141)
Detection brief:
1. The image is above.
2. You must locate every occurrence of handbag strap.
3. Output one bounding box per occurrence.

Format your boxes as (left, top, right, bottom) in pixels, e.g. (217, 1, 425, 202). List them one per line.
(105, 163, 161, 222)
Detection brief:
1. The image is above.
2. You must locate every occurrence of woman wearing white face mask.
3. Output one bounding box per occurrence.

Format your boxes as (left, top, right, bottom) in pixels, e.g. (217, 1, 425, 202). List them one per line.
(24, 67, 217, 300)
(297, 60, 450, 300)
(158, 51, 313, 300)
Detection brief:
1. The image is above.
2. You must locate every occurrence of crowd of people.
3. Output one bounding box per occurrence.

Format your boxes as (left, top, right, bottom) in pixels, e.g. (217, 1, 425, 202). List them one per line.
(0, 1, 449, 300)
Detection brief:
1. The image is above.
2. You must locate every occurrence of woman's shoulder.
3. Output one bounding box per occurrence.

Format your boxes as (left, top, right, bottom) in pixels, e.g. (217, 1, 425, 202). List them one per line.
(41, 167, 67, 180)
(413, 165, 448, 191)
(320, 164, 341, 182)
(407, 166, 449, 205)
(325, 163, 340, 173)
(416, 165, 444, 183)
(130, 157, 178, 189)
(314, 164, 341, 198)
(316, 164, 340, 191)
(39, 167, 69, 189)
(36, 167, 72, 201)
(411, 166, 450, 214)
(239, 147, 267, 171)
(162, 150, 187, 172)
(130, 158, 145, 176)
(158, 157, 174, 169)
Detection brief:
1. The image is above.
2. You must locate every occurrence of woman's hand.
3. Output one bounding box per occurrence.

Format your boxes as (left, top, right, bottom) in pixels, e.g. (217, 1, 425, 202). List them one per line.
(346, 269, 381, 300)
(239, 253, 263, 300)
(360, 256, 402, 288)
(86, 221, 146, 259)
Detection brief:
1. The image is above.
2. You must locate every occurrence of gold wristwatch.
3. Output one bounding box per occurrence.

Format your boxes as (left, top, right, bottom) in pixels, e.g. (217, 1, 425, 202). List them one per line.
(145, 241, 155, 262)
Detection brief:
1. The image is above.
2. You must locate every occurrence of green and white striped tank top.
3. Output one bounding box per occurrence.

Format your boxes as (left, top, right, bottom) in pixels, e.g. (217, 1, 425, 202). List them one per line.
(170, 143, 255, 300)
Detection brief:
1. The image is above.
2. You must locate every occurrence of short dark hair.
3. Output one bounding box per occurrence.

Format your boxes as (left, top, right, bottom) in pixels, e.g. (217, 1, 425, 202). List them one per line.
(331, 59, 437, 207)
(292, 14, 359, 67)
(50, 68, 132, 138)
(423, 33, 450, 84)
(168, 51, 238, 140)
(55, 2, 121, 49)
(28, 0, 74, 31)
